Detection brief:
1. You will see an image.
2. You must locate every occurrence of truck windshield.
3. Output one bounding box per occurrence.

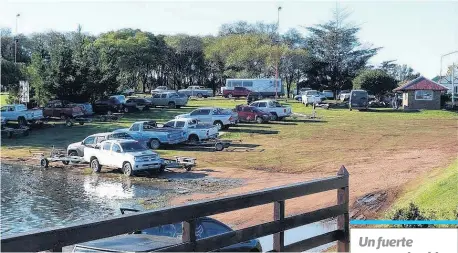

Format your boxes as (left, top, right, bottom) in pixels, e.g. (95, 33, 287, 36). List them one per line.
(120, 142, 147, 152)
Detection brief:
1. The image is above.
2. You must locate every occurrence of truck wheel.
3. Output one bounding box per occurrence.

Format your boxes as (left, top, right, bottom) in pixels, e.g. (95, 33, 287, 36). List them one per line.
(188, 134, 199, 144)
(215, 142, 224, 151)
(213, 121, 223, 130)
(122, 162, 134, 177)
(40, 158, 49, 168)
(90, 158, 102, 173)
(159, 164, 166, 173)
(197, 93, 203, 98)
(149, 139, 161, 149)
(168, 102, 176, 109)
(18, 117, 27, 127)
(270, 113, 278, 121)
(256, 116, 263, 124)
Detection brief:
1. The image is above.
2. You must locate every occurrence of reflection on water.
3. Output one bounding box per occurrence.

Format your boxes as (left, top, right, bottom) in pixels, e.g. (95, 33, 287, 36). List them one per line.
(259, 220, 337, 252)
(1, 164, 166, 236)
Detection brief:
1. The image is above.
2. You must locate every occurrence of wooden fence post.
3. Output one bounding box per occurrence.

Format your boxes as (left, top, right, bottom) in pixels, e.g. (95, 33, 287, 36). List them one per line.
(337, 166, 350, 252)
(273, 200, 285, 252)
(183, 219, 196, 251)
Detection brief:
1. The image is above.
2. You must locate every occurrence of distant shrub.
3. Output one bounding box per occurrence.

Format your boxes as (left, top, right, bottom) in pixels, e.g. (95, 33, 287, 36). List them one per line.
(389, 203, 435, 228)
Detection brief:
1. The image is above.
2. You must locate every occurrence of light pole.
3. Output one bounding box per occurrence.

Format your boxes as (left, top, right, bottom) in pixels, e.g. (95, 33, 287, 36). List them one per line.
(275, 6, 281, 99)
(15, 13, 20, 63)
(440, 50, 458, 106)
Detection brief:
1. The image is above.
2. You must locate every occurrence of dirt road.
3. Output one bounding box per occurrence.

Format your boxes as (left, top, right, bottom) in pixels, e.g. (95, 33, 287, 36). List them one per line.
(171, 146, 457, 229)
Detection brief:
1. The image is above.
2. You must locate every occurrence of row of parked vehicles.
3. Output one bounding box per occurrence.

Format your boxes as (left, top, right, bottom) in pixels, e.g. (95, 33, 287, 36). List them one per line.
(62, 99, 292, 177)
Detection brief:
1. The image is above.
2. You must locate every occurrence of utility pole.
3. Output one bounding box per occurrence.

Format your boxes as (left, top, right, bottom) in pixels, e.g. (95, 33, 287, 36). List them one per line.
(275, 6, 281, 99)
(15, 14, 20, 63)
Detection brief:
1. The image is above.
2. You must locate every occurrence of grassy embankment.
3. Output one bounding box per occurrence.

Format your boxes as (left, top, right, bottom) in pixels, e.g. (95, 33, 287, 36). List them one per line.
(387, 160, 458, 222)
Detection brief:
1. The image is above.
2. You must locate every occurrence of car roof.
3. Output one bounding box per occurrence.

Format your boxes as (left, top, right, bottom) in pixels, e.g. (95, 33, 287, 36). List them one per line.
(101, 139, 137, 144)
(76, 234, 181, 252)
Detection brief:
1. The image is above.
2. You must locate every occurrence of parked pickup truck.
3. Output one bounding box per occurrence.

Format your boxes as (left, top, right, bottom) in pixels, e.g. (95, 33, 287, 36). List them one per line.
(162, 118, 218, 143)
(1, 104, 44, 126)
(83, 139, 163, 176)
(178, 86, 213, 98)
(249, 99, 292, 121)
(67, 132, 136, 157)
(114, 121, 187, 150)
(175, 107, 238, 130)
(43, 100, 85, 119)
(150, 92, 188, 109)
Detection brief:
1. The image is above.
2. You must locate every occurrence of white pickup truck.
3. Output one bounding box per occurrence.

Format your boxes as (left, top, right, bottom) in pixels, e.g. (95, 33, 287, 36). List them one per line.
(249, 99, 292, 121)
(1, 104, 44, 126)
(162, 118, 219, 143)
(83, 139, 163, 176)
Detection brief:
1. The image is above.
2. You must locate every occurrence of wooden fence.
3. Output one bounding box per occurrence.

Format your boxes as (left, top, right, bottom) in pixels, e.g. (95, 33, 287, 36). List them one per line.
(1, 166, 350, 252)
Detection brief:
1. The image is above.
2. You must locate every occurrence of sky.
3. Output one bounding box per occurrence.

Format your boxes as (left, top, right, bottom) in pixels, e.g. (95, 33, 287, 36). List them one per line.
(1, 0, 457, 78)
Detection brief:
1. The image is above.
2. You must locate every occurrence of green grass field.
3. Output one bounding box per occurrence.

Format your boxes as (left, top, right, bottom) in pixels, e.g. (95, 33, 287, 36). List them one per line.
(0, 93, 8, 105)
(390, 160, 458, 220)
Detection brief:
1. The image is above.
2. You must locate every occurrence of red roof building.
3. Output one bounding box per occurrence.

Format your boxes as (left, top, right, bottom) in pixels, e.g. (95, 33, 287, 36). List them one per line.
(393, 76, 447, 110)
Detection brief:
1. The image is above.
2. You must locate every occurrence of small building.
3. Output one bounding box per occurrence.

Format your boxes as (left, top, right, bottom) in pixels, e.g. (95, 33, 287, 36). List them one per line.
(393, 76, 448, 110)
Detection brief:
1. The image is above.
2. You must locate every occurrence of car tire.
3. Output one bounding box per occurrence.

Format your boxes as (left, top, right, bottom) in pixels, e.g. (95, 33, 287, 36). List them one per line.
(215, 142, 224, 151)
(228, 94, 233, 99)
(149, 139, 161, 150)
(256, 117, 264, 124)
(122, 162, 134, 177)
(68, 150, 80, 164)
(40, 158, 49, 168)
(168, 102, 176, 109)
(79, 122, 85, 125)
(188, 134, 199, 144)
(124, 107, 129, 113)
(270, 113, 278, 121)
(18, 117, 27, 127)
(107, 110, 113, 115)
(213, 121, 223, 130)
(197, 93, 203, 98)
(90, 157, 102, 173)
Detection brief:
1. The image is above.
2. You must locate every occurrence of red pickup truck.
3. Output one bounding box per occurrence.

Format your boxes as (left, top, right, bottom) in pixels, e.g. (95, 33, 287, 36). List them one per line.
(235, 105, 270, 124)
(223, 87, 252, 98)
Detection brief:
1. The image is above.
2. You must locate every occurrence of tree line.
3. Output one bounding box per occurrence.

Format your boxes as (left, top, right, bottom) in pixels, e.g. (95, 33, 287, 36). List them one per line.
(1, 8, 420, 104)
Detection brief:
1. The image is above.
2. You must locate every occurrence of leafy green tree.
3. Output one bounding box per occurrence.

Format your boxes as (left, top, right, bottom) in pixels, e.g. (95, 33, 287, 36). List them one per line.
(353, 69, 397, 98)
(304, 7, 379, 95)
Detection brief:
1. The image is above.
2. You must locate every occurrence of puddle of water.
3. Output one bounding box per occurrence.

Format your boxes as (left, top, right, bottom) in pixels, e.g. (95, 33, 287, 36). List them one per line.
(0, 164, 168, 236)
(259, 220, 337, 252)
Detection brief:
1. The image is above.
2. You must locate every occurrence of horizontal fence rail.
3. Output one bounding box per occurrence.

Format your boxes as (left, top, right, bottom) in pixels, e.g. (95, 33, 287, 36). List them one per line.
(1, 166, 350, 252)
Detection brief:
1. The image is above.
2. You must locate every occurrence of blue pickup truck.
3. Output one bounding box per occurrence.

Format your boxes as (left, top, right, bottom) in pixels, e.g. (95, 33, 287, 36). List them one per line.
(114, 121, 186, 149)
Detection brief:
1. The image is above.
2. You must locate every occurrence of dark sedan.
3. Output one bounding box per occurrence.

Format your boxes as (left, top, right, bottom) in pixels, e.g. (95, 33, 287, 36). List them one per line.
(72, 216, 262, 252)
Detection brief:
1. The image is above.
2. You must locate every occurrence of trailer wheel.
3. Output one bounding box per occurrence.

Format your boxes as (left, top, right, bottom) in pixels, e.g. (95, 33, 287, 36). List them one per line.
(62, 160, 70, 165)
(90, 157, 102, 173)
(40, 158, 49, 168)
(215, 142, 224, 151)
(122, 162, 134, 177)
(79, 122, 85, 125)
